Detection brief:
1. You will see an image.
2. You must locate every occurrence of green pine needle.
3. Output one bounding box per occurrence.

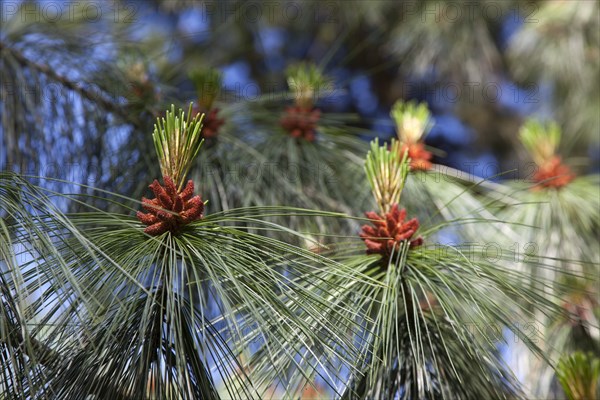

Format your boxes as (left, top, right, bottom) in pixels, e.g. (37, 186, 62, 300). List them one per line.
(189, 68, 222, 109)
(391, 100, 433, 144)
(152, 104, 205, 191)
(364, 139, 410, 214)
(286, 62, 331, 108)
(556, 352, 600, 400)
(519, 119, 562, 165)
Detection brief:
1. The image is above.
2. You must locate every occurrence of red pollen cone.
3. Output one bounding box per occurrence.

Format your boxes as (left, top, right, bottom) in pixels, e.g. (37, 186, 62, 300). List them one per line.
(359, 204, 423, 262)
(137, 176, 204, 235)
(280, 106, 320, 142)
(533, 155, 575, 189)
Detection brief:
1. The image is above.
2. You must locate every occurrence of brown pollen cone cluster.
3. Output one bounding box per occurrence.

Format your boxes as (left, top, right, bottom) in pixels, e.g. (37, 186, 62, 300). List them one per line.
(533, 155, 575, 189)
(137, 176, 204, 235)
(401, 142, 433, 171)
(280, 106, 320, 142)
(360, 203, 423, 261)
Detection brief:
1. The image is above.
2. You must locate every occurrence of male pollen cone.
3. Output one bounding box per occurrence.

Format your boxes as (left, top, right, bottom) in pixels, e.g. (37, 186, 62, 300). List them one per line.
(137, 176, 204, 235)
(533, 155, 575, 189)
(280, 105, 320, 142)
(360, 203, 423, 261)
(401, 142, 432, 171)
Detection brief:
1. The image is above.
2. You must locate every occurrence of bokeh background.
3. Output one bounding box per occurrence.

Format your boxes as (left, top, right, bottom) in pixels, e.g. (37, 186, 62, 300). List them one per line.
(2, 0, 599, 190)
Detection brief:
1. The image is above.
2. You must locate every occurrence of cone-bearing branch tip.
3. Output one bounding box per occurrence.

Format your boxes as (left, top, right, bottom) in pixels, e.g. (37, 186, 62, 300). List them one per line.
(189, 68, 222, 109)
(519, 119, 575, 188)
(365, 139, 411, 214)
(360, 203, 423, 263)
(280, 106, 321, 142)
(391, 99, 432, 144)
(519, 119, 561, 165)
(152, 103, 204, 191)
(137, 176, 204, 236)
(286, 62, 331, 109)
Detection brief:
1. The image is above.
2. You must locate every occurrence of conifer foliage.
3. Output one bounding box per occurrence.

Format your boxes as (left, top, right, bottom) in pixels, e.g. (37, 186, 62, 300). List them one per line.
(1, 2, 599, 399)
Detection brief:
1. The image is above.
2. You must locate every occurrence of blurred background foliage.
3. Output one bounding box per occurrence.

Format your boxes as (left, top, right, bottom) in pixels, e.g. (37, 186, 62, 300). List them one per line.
(2, 0, 599, 196)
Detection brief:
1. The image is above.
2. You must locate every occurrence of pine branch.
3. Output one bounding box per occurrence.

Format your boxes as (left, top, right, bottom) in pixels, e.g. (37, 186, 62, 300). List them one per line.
(0, 41, 139, 127)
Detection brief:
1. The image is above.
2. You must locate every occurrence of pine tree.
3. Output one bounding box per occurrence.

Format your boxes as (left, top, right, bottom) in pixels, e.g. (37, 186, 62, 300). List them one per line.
(1, 1, 599, 399)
